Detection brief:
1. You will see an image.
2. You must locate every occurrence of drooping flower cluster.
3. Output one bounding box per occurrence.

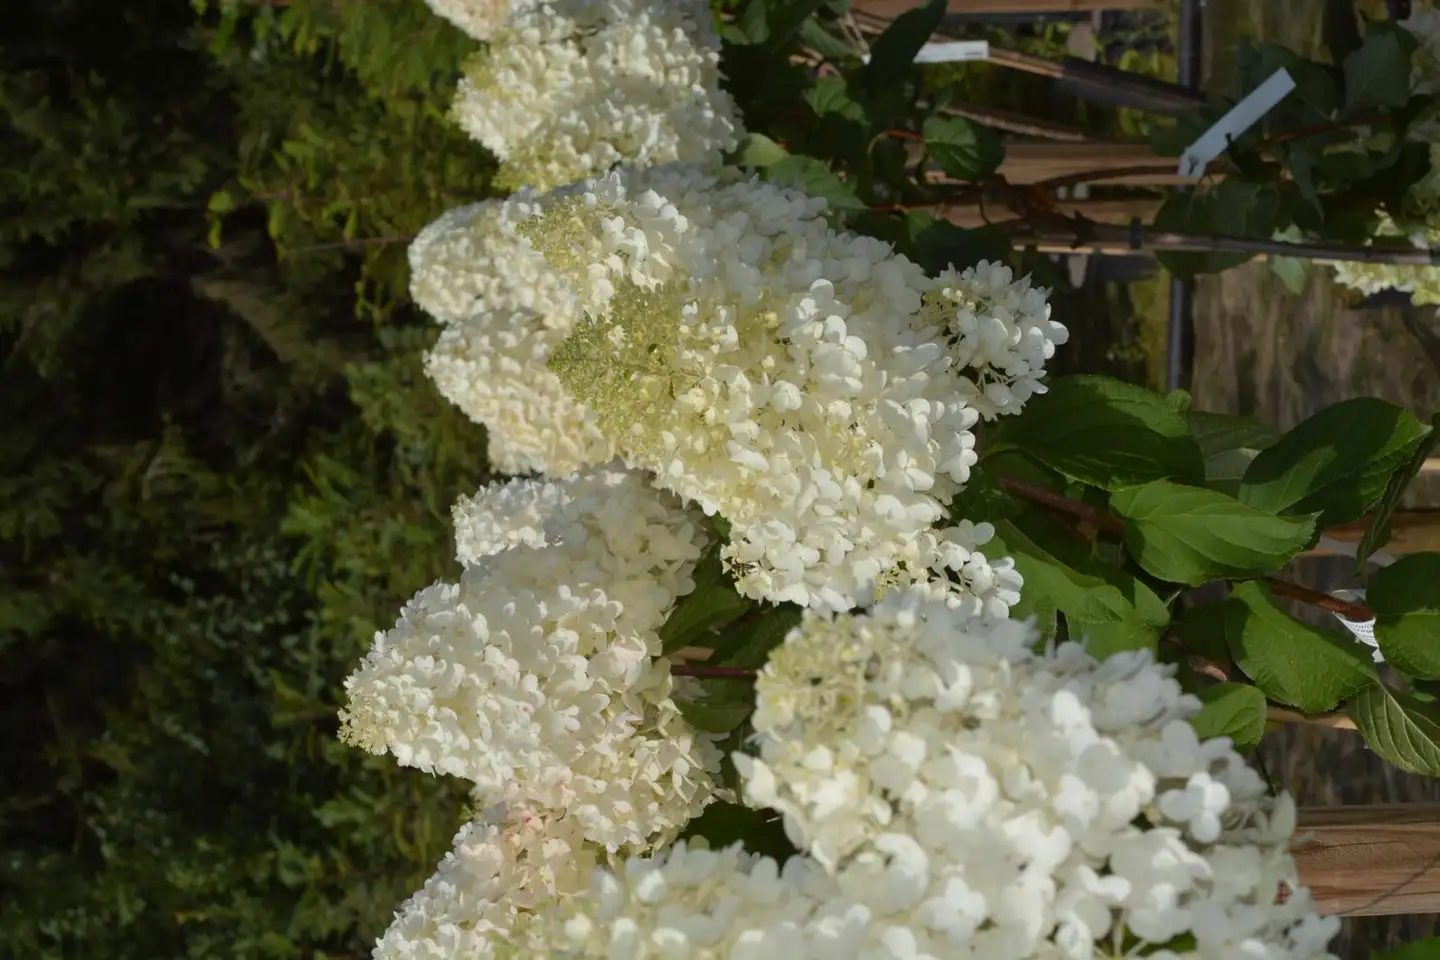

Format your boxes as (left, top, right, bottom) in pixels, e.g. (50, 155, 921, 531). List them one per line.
(450, 0, 741, 193)
(527, 592, 1340, 959)
(340, 464, 721, 853)
(375, 803, 598, 960)
(411, 199, 616, 475)
(505, 163, 1031, 614)
(423, 0, 517, 42)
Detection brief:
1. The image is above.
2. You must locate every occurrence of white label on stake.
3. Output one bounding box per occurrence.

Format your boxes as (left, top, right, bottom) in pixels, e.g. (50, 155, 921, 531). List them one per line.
(1177, 68, 1296, 179)
(861, 41, 989, 65)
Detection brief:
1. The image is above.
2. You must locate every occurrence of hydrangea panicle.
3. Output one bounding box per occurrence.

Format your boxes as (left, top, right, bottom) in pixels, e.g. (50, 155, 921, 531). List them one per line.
(451, 0, 741, 192)
(513, 164, 1037, 615)
(340, 465, 720, 851)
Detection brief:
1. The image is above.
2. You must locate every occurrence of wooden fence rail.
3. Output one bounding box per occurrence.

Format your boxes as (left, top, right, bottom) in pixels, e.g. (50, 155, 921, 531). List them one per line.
(1295, 805, 1440, 917)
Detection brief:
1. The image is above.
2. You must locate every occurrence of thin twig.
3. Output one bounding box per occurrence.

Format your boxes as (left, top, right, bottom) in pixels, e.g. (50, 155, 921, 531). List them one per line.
(669, 664, 755, 679)
(1265, 579, 1373, 620)
(1266, 706, 1358, 731)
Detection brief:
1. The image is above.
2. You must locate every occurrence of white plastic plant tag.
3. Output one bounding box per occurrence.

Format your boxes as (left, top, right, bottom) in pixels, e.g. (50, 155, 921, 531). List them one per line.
(1177, 68, 1296, 178)
(862, 41, 989, 65)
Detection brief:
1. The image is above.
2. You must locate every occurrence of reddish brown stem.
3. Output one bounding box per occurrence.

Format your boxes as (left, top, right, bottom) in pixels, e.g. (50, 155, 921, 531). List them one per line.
(1265, 579, 1373, 621)
(670, 664, 756, 679)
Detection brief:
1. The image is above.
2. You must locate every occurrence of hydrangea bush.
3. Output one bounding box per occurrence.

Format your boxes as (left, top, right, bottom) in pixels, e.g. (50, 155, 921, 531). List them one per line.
(339, 0, 1440, 957)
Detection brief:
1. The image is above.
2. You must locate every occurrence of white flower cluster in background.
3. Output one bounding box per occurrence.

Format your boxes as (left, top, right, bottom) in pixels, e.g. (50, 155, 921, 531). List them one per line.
(525, 591, 1341, 959)
(1327, 144, 1440, 305)
(375, 804, 596, 960)
(507, 163, 1032, 615)
(422, 0, 519, 42)
(922, 260, 1069, 419)
(410, 199, 616, 475)
(341, 464, 720, 854)
(450, 0, 741, 193)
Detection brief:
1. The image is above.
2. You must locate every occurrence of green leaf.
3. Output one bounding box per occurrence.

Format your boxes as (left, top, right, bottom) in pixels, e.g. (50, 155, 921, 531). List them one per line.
(676, 679, 754, 734)
(1187, 410, 1280, 496)
(764, 155, 866, 212)
(732, 133, 788, 168)
(1154, 182, 1279, 279)
(861, 0, 945, 91)
(1164, 389, 1191, 415)
(658, 549, 753, 654)
(762, 0, 831, 52)
(716, 603, 804, 669)
(1111, 481, 1317, 586)
(1344, 25, 1415, 109)
(904, 213, 1011, 275)
(997, 517, 1168, 659)
(1172, 600, 1238, 664)
(1238, 398, 1433, 528)
(804, 76, 864, 120)
(1356, 414, 1440, 571)
(1369, 552, 1440, 680)
(1269, 254, 1309, 294)
(1189, 682, 1268, 753)
(1348, 681, 1440, 777)
(921, 115, 1004, 182)
(1224, 581, 1377, 713)
(994, 375, 1205, 491)
(797, 19, 858, 61)
(680, 801, 796, 861)
(1372, 938, 1440, 960)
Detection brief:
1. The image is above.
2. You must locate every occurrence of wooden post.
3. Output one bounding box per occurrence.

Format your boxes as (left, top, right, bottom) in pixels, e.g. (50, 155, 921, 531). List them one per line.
(1294, 805, 1440, 917)
(920, 140, 1190, 185)
(852, 0, 1161, 15)
(941, 196, 1161, 227)
(1306, 508, 1440, 558)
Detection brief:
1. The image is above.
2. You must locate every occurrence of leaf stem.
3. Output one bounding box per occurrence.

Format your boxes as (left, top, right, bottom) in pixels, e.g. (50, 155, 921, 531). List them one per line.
(1266, 705, 1357, 731)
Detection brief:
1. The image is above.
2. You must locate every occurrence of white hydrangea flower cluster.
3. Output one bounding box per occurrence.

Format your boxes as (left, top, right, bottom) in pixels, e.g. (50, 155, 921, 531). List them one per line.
(922, 260, 1069, 420)
(510, 163, 1032, 615)
(422, 0, 517, 42)
(1325, 13, 1440, 302)
(1327, 144, 1440, 305)
(450, 0, 741, 193)
(375, 803, 597, 960)
(526, 593, 1340, 959)
(410, 199, 616, 475)
(340, 464, 721, 853)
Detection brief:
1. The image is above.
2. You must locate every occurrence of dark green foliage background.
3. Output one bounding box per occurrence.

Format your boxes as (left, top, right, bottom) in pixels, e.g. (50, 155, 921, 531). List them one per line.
(1, 1, 494, 955)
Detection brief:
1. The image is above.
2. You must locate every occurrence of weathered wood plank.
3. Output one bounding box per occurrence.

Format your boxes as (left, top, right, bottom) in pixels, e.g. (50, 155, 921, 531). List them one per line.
(1295, 805, 1440, 917)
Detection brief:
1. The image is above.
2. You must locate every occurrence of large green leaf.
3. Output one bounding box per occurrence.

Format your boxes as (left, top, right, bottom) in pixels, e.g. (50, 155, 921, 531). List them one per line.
(732, 132, 788, 168)
(860, 0, 945, 91)
(997, 517, 1168, 659)
(1343, 24, 1415, 109)
(1189, 682, 1268, 754)
(921, 115, 1004, 182)
(1348, 681, 1440, 777)
(994, 375, 1205, 491)
(1223, 581, 1377, 713)
(1238, 398, 1433, 528)
(658, 548, 753, 654)
(716, 603, 805, 669)
(1372, 938, 1440, 960)
(1356, 413, 1440, 571)
(676, 678, 754, 734)
(1186, 410, 1280, 496)
(764, 155, 865, 212)
(1110, 481, 1317, 585)
(1368, 552, 1440, 680)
